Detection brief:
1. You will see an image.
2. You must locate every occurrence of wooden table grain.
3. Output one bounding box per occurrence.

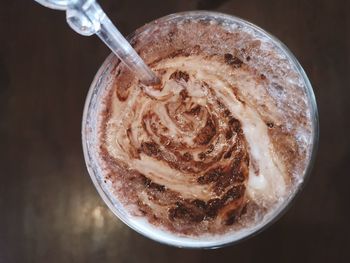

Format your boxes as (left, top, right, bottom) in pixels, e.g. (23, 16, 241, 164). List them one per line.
(0, 0, 349, 262)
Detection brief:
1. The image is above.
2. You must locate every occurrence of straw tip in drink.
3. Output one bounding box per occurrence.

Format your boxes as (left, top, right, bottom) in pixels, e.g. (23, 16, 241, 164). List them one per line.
(141, 76, 162, 87)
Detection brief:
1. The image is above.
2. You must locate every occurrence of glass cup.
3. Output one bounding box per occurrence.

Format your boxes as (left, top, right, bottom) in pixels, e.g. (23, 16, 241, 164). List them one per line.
(82, 11, 319, 248)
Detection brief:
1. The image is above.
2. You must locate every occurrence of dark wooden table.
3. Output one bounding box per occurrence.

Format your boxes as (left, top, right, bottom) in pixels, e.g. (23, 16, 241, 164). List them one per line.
(1, 0, 349, 262)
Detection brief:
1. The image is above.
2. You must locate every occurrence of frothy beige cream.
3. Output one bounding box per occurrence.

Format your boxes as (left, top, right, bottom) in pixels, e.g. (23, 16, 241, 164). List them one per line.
(97, 17, 313, 236)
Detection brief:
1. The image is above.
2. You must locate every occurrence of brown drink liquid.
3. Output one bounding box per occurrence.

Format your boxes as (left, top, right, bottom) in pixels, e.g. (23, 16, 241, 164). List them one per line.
(87, 12, 315, 243)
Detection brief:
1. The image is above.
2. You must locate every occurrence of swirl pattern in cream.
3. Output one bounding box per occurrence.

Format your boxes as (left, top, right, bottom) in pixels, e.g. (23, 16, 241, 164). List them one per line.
(97, 19, 313, 236)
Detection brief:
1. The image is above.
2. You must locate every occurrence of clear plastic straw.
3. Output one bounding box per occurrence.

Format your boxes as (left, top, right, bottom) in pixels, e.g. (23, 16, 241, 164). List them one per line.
(34, 0, 160, 85)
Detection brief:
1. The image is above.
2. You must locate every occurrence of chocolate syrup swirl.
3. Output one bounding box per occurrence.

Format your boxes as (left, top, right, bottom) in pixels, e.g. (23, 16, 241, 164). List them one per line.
(97, 19, 313, 235)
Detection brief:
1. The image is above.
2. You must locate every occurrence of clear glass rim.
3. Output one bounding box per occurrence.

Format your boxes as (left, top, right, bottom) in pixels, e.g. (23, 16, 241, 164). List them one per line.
(82, 11, 319, 249)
